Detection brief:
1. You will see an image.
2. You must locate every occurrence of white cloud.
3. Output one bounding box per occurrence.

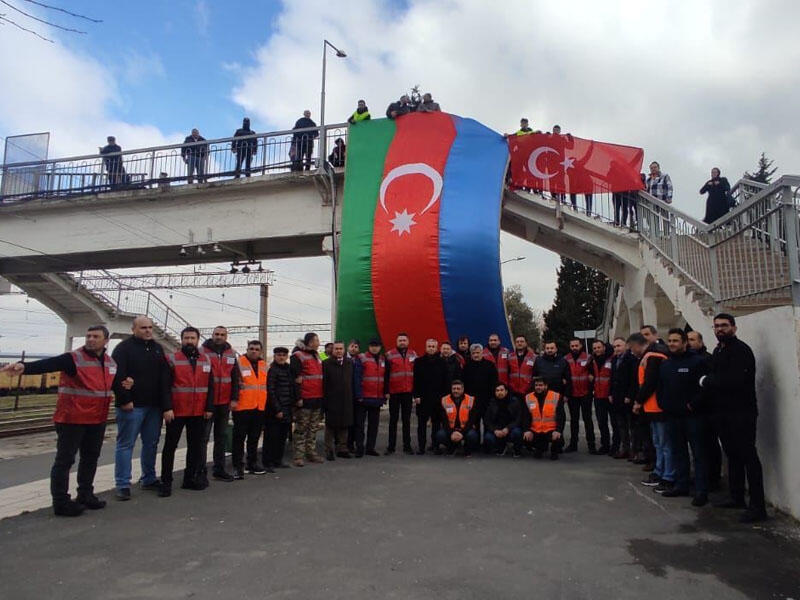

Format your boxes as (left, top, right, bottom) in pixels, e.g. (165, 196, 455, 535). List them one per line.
(195, 0, 210, 36)
(121, 50, 166, 86)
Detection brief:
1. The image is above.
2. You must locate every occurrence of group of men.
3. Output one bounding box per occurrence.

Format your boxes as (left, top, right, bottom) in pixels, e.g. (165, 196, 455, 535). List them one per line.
(1, 313, 766, 524)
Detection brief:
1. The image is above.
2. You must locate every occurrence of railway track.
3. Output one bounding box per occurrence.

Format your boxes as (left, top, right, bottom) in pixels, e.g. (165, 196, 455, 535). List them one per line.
(0, 404, 116, 438)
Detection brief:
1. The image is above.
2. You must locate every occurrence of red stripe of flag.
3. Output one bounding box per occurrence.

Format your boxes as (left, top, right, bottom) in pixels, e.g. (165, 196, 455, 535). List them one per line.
(371, 112, 456, 352)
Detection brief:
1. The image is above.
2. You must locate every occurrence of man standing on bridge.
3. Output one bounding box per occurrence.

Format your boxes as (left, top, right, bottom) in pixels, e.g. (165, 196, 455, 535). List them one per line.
(292, 110, 318, 172)
(112, 316, 169, 501)
(1, 325, 128, 516)
(232, 117, 257, 178)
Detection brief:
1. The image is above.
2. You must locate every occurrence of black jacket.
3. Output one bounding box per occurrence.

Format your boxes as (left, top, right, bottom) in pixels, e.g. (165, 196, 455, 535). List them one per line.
(232, 120, 257, 152)
(483, 394, 524, 431)
(657, 350, 707, 416)
(413, 353, 448, 405)
(701, 336, 757, 415)
(111, 336, 169, 408)
(322, 357, 354, 427)
(181, 134, 208, 159)
(266, 361, 296, 423)
(386, 100, 413, 119)
(532, 354, 570, 396)
(460, 358, 498, 409)
(700, 176, 731, 224)
(442, 354, 462, 389)
(293, 117, 318, 140)
(610, 350, 637, 402)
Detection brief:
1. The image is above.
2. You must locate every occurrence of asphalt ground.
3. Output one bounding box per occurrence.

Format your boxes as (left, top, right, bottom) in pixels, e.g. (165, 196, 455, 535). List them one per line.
(0, 422, 799, 599)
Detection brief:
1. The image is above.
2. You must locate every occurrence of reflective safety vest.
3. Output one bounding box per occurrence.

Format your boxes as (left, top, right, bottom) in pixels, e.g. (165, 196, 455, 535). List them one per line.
(351, 109, 370, 122)
(442, 394, 475, 430)
(515, 128, 534, 136)
(200, 345, 237, 405)
(167, 350, 211, 417)
(386, 348, 417, 394)
(359, 352, 385, 398)
(638, 351, 668, 413)
(55, 347, 116, 424)
(592, 356, 613, 399)
(508, 350, 536, 395)
(236, 355, 267, 411)
(525, 391, 560, 434)
(482, 346, 510, 385)
(566, 352, 591, 397)
(293, 350, 323, 399)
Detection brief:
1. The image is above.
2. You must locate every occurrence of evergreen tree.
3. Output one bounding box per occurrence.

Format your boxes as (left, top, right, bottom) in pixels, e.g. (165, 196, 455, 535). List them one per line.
(504, 285, 541, 349)
(543, 257, 609, 351)
(744, 152, 778, 184)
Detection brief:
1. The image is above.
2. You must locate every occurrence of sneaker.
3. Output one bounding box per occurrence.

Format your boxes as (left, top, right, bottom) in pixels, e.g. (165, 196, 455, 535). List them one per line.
(653, 481, 674, 494)
(233, 468, 245, 480)
(140, 479, 161, 491)
(691, 494, 709, 507)
(77, 494, 106, 510)
(213, 470, 235, 482)
(661, 487, 690, 498)
(365, 449, 380, 457)
(53, 499, 85, 517)
(292, 459, 304, 468)
(640, 473, 661, 487)
(247, 465, 267, 475)
(739, 509, 768, 523)
(115, 487, 131, 501)
(158, 483, 172, 498)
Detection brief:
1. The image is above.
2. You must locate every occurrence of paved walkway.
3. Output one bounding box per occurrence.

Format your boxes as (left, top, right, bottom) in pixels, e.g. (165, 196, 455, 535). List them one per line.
(0, 429, 799, 599)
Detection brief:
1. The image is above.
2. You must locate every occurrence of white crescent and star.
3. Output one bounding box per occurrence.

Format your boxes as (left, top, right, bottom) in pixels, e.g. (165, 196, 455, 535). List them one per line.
(526, 146, 576, 179)
(379, 162, 443, 237)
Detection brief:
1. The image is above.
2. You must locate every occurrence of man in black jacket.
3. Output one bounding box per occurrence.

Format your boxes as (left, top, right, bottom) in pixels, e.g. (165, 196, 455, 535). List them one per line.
(232, 117, 257, 178)
(386, 95, 414, 119)
(700, 314, 766, 522)
(483, 382, 524, 456)
(689, 330, 722, 489)
(460, 343, 499, 434)
(323, 342, 354, 460)
(413, 339, 448, 454)
(100, 136, 125, 187)
(531, 341, 570, 396)
(265, 347, 295, 469)
(440, 341, 462, 389)
(181, 128, 208, 183)
(609, 337, 637, 459)
(658, 329, 709, 506)
(292, 110, 318, 171)
(111, 316, 170, 501)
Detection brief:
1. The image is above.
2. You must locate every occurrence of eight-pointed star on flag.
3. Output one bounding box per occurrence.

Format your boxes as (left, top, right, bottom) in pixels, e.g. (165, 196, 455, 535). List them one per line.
(389, 208, 417, 236)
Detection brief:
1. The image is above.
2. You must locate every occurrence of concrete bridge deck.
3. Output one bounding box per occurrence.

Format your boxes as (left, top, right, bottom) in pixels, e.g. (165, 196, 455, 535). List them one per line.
(0, 424, 798, 600)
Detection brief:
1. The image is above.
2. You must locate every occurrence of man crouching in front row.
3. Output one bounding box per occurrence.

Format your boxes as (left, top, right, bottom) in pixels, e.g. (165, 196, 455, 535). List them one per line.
(522, 377, 566, 460)
(434, 380, 480, 457)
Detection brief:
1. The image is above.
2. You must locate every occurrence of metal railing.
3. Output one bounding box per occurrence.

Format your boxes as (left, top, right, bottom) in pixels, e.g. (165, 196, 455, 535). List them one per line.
(0, 124, 348, 202)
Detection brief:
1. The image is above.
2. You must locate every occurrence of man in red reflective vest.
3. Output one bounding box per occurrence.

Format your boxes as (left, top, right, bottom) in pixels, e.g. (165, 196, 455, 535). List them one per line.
(565, 337, 597, 454)
(384, 333, 417, 455)
(291, 332, 325, 466)
(522, 377, 566, 459)
(434, 380, 480, 456)
(508, 334, 536, 399)
(355, 338, 385, 457)
(482, 333, 510, 385)
(199, 326, 239, 482)
(159, 327, 213, 497)
(1, 325, 127, 516)
(591, 340, 615, 455)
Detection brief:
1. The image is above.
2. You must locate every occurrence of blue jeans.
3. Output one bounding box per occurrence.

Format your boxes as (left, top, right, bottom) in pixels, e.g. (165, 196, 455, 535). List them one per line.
(670, 415, 708, 494)
(434, 428, 480, 451)
(484, 427, 522, 453)
(650, 420, 675, 482)
(115, 406, 162, 488)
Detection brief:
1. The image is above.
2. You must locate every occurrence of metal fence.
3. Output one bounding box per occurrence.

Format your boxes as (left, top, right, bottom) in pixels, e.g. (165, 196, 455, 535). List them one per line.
(0, 124, 348, 202)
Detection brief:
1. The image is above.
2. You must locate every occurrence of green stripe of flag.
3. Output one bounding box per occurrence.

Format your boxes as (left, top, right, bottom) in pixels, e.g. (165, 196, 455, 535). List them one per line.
(335, 118, 396, 347)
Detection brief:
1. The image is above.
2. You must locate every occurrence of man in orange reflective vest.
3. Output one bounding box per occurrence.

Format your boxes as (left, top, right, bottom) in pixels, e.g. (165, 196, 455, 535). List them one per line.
(434, 380, 480, 456)
(291, 332, 325, 466)
(508, 334, 536, 399)
(1, 325, 126, 516)
(482, 333, 510, 386)
(384, 333, 418, 455)
(199, 326, 240, 482)
(159, 327, 213, 497)
(590, 340, 615, 455)
(565, 337, 597, 454)
(232, 340, 269, 478)
(522, 377, 566, 459)
(355, 338, 385, 457)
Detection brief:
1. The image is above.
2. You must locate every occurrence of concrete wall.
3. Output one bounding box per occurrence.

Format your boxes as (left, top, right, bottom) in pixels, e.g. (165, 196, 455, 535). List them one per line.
(736, 305, 800, 518)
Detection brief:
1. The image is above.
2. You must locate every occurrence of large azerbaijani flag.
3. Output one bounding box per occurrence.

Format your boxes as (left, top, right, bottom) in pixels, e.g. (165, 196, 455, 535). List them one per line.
(335, 112, 512, 353)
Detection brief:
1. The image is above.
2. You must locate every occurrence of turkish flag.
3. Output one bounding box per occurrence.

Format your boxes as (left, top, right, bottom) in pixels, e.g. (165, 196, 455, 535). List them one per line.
(507, 133, 644, 194)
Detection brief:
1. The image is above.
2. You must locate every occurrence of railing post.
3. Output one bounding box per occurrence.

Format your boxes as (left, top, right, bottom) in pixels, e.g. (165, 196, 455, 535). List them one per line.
(148, 150, 156, 185)
(709, 244, 722, 312)
(145, 293, 151, 318)
(669, 212, 679, 262)
(782, 186, 800, 306)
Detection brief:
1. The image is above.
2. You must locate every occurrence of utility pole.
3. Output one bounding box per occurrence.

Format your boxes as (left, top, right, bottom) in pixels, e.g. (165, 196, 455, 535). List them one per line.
(259, 284, 269, 352)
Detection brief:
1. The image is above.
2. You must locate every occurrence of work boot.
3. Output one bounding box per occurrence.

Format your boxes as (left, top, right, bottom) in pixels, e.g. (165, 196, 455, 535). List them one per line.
(140, 479, 162, 491)
(739, 509, 768, 523)
(53, 499, 85, 517)
(77, 493, 106, 510)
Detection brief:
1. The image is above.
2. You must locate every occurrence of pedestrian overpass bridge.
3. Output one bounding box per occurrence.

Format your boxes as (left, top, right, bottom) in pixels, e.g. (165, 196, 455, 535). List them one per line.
(1, 125, 800, 516)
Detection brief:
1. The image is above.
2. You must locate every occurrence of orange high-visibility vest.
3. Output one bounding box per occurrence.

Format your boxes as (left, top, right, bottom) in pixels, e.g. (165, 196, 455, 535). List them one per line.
(525, 390, 560, 434)
(236, 355, 267, 411)
(638, 352, 668, 413)
(55, 347, 116, 424)
(442, 394, 475, 429)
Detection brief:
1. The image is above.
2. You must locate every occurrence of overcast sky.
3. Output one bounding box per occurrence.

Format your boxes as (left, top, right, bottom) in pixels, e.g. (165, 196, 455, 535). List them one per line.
(1, 0, 798, 355)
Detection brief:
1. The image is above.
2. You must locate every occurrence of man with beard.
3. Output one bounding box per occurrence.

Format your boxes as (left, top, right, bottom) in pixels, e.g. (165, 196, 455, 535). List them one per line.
(440, 341, 463, 389)
(483, 382, 524, 457)
(460, 343, 499, 436)
(482, 333, 510, 385)
(508, 334, 536, 401)
(384, 333, 418, 455)
(413, 339, 448, 454)
(564, 337, 596, 454)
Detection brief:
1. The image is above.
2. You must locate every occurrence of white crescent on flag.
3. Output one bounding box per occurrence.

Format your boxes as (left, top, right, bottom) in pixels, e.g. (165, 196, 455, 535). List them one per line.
(379, 163, 443, 215)
(527, 146, 559, 180)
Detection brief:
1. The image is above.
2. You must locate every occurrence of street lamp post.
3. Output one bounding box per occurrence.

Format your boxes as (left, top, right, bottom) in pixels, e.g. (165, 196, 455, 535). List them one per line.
(320, 39, 347, 169)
